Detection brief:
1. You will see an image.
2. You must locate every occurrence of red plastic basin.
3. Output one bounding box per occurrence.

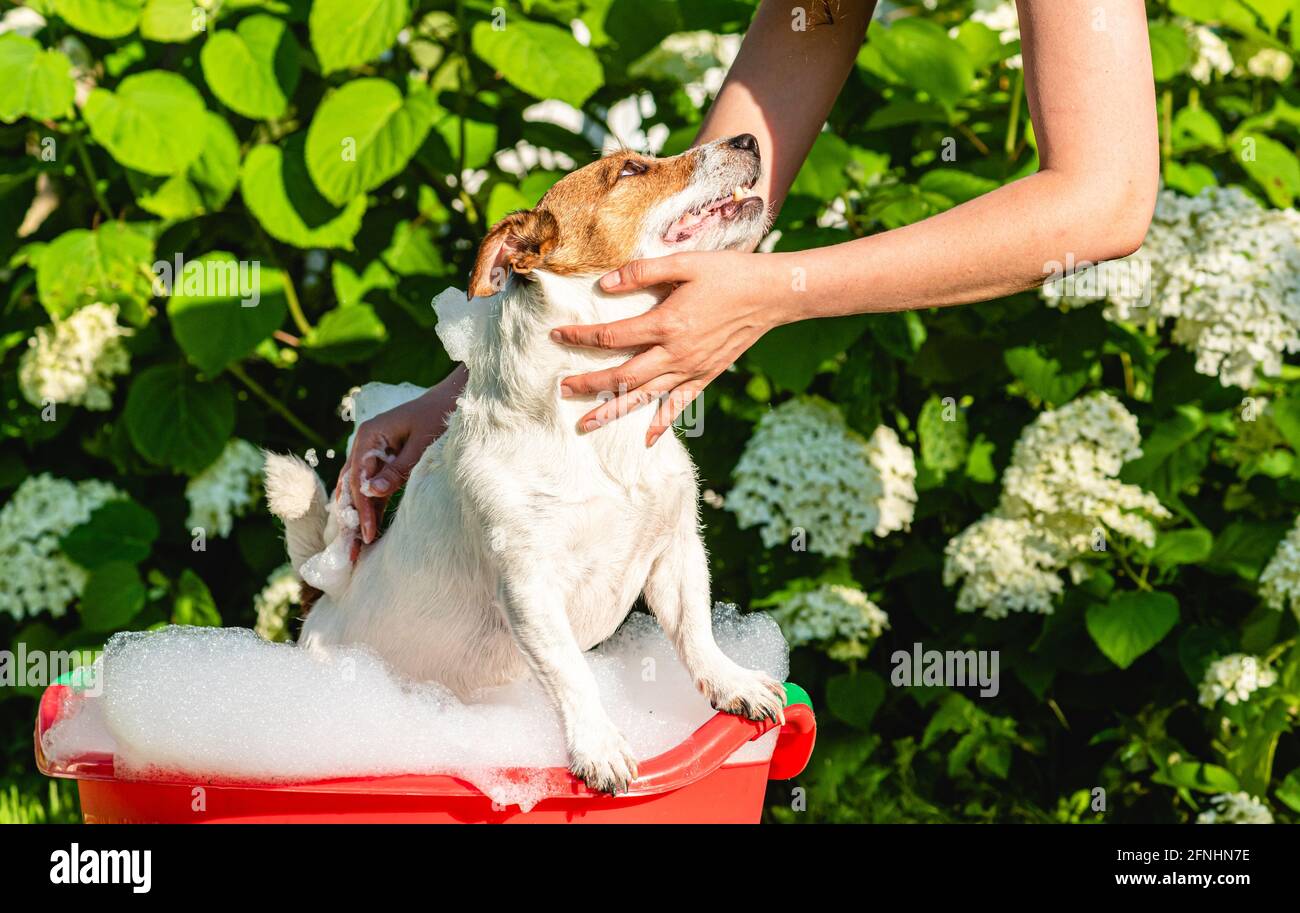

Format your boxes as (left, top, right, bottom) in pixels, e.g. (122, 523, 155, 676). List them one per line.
(35, 681, 815, 824)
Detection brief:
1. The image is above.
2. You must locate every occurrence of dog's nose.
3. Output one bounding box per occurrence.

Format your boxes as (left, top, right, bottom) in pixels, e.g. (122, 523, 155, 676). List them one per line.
(728, 133, 759, 157)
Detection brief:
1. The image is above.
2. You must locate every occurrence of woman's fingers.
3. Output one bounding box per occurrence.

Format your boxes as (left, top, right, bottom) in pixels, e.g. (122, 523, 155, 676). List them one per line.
(560, 349, 668, 398)
(549, 311, 661, 352)
(577, 375, 682, 432)
(598, 254, 694, 293)
(646, 386, 700, 448)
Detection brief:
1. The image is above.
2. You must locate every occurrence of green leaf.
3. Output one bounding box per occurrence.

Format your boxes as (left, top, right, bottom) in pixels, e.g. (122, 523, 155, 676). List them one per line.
(826, 670, 886, 731)
(1206, 520, 1290, 580)
(1003, 346, 1089, 405)
(746, 316, 869, 394)
(36, 222, 155, 322)
(1148, 22, 1190, 82)
(1158, 761, 1240, 794)
(1140, 528, 1213, 570)
(0, 33, 75, 123)
(1276, 767, 1300, 814)
(166, 252, 288, 375)
(139, 0, 203, 43)
(302, 304, 388, 363)
(54, 0, 146, 39)
(471, 19, 604, 107)
(917, 395, 969, 474)
(241, 134, 368, 249)
(83, 70, 208, 176)
(1085, 590, 1179, 670)
(124, 363, 235, 474)
(306, 79, 437, 206)
(172, 569, 221, 626)
(1234, 131, 1300, 207)
(1120, 408, 1209, 503)
(917, 169, 1000, 207)
(60, 500, 159, 568)
(788, 133, 852, 200)
(78, 561, 146, 631)
(866, 18, 973, 109)
(309, 0, 409, 74)
(486, 183, 531, 225)
(128, 110, 240, 219)
(201, 13, 301, 120)
(1173, 107, 1225, 151)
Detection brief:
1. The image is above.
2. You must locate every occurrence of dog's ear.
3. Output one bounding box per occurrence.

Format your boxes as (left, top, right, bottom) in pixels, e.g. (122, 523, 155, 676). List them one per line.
(467, 209, 559, 299)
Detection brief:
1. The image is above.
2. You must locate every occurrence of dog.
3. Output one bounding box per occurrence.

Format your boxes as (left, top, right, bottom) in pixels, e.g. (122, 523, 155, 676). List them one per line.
(263, 135, 785, 793)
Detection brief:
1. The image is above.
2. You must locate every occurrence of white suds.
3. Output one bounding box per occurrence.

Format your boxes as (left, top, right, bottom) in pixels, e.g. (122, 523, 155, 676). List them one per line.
(42, 605, 788, 811)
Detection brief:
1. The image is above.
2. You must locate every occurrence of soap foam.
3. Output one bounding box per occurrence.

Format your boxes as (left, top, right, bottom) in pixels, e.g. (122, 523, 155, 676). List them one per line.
(42, 605, 787, 810)
(432, 285, 493, 364)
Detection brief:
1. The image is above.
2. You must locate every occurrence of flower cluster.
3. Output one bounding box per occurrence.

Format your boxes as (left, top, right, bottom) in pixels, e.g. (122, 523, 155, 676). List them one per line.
(726, 397, 917, 558)
(1198, 653, 1278, 708)
(1184, 22, 1234, 83)
(944, 393, 1168, 618)
(184, 439, 266, 538)
(1044, 187, 1300, 389)
(254, 564, 301, 643)
(768, 583, 890, 661)
(0, 474, 123, 620)
(1197, 792, 1273, 824)
(1259, 515, 1300, 615)
(1245, 48, 1293, 82)
(18, 303, 131, 411)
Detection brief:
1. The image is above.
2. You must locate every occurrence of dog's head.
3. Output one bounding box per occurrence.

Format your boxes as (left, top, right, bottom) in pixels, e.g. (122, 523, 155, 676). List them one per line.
(467, 135, 765, 298)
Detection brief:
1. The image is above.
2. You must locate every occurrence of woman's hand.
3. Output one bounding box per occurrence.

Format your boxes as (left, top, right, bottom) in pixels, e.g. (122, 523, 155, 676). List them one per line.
(337, 365, 466, 545)
(551, 250, 785, 447)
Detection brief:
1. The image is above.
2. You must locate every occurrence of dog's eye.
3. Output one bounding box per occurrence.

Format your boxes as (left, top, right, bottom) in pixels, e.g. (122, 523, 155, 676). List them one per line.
(618, 160, 648, 179)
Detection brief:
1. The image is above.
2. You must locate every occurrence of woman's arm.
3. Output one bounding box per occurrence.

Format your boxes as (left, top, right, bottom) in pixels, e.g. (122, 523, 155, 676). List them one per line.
(554, 0, 1159, 445)
(343, 364, 467, 544)
(693, 0, 875, 219)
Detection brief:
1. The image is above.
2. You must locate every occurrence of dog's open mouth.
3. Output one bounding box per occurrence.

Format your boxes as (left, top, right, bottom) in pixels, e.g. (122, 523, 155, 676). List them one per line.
(663, 183, 761, 243)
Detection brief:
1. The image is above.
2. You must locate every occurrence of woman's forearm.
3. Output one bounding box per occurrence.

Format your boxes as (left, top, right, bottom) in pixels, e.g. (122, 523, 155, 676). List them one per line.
(762, 166, 1153, 322)
(694, 0, 875, 218)
(755, 0, 1158, 324)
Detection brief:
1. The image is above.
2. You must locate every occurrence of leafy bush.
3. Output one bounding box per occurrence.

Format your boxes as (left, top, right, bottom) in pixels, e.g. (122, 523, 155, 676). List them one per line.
(2, 0, 1299, 824)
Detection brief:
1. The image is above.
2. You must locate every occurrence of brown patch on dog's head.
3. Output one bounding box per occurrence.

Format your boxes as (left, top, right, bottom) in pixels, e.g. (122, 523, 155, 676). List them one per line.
(467, 137, 765, 298)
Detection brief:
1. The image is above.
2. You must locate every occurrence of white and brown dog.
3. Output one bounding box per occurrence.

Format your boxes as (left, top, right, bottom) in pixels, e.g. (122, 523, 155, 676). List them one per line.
(264, 135, 784, 793)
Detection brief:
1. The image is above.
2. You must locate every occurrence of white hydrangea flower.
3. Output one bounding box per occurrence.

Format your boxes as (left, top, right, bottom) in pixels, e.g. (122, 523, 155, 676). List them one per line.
(865, 425, 918, 537)
(0, 474, 123, 620)
(1000, 392, 1168, 551)
(254, 563, 301, 643)
(1185, 22, 1234, 83)
(944, 394, 1168, 618)
(943, 516, 1069, 618)
(1197, 792, 1273, 824)
(1246, 48, 1293, 82)
(18, 303, 131, 411)
(1260, 515, 1300, 615)
(726, 397, 917, 558)
(184, 439, 265, 538)
(768, 583, 889, 661)
(1198, 654, 1278, 708)
(1045, 187, 1300, 390)
(970, 0, 1021, 69)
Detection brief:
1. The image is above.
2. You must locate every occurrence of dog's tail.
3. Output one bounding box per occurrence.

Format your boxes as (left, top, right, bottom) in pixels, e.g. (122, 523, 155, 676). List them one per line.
(263, 452, 329, 573)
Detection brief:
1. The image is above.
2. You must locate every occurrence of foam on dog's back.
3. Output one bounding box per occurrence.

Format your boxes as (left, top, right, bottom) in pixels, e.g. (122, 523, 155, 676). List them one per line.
(41, 605, 787, 811)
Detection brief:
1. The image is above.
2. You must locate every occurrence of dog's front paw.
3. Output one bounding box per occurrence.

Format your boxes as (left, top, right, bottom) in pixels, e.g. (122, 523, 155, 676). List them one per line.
(568, 722, 639, 795)
(698, 665, 787, 725)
